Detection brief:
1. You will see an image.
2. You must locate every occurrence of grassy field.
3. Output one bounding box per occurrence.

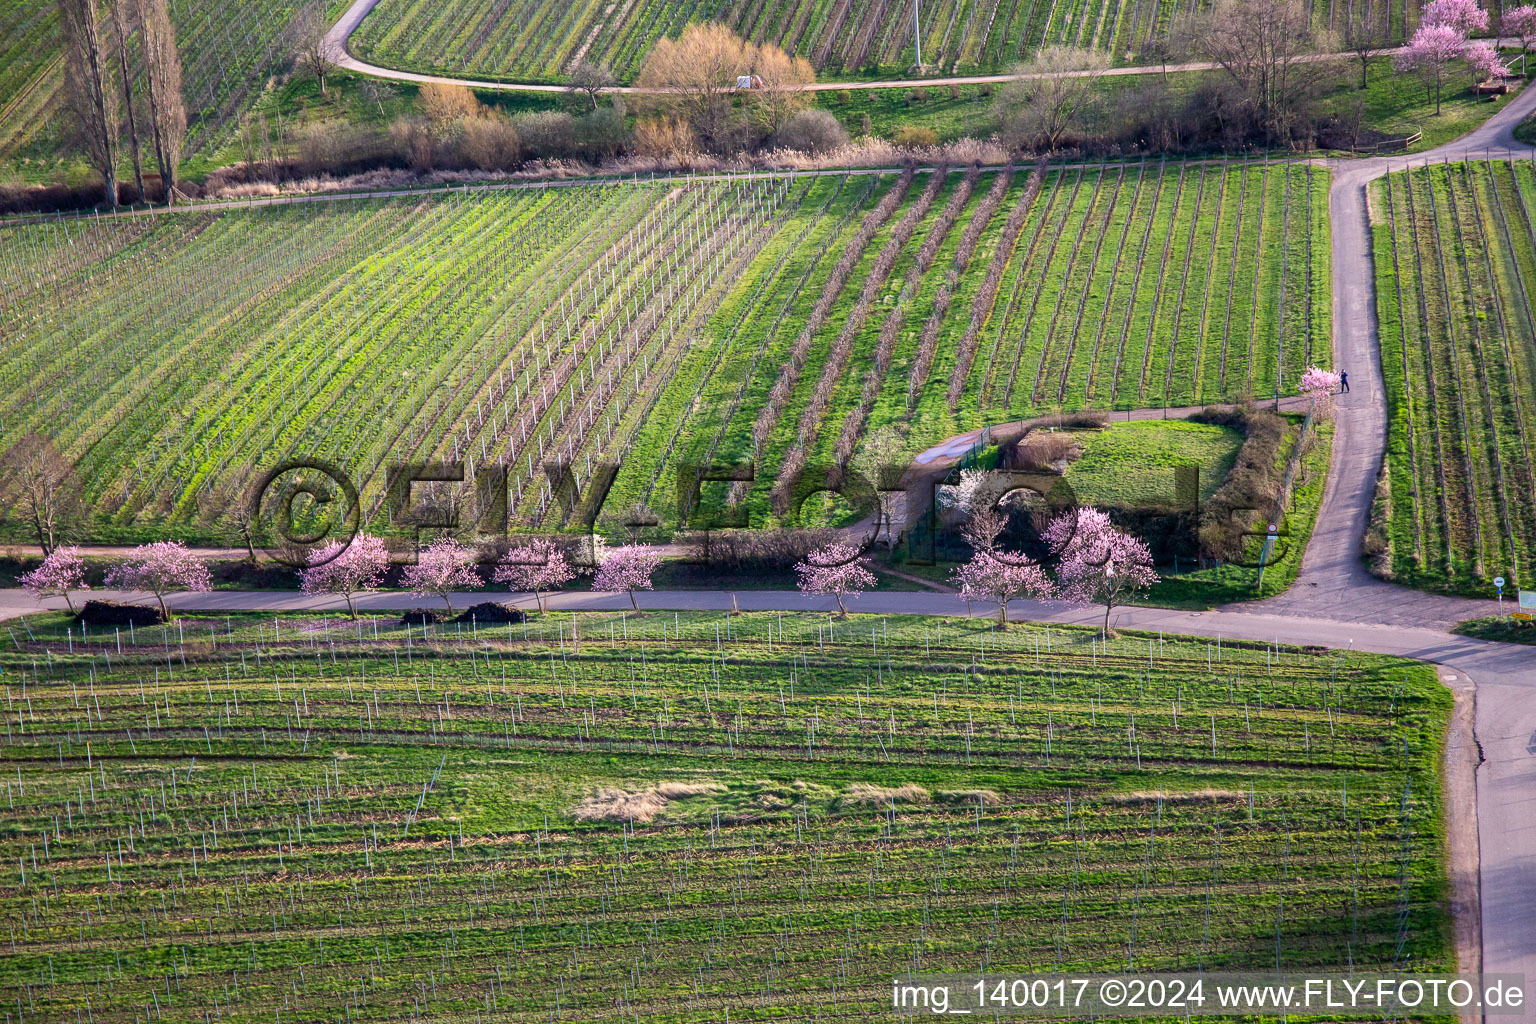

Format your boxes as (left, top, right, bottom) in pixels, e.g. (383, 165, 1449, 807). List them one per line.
(0, 609, 1452, 1021)
(1062, 419, 1242, 507)
(1370, 160, 1536, 596)
(891, 413, 1332, 606)
(0, 164, 1328, 546)
(349, 0, 1429, 83)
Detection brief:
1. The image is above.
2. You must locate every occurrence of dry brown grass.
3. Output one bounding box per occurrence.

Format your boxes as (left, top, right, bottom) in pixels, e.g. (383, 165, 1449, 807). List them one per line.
(1111, 788, 1245, 804)
(572, 781, 726, 823)
(841, 783, 931, 806)
(937, 788, 1002, 805)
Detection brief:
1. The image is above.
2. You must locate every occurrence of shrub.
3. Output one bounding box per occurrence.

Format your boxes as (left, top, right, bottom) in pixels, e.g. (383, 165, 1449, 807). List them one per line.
(576, 101, 627, 160)
(774, 109, 849, 154)
(457, 115, 522, 170)
(633, 116, 696, 159)
(418, 83, 482, 122)
(400, 608, 442, 626)
(677, 528, 838, 573)
(893, 125, 939, 148)
(452, 602, 526, 624)
(836, 89, 853, 105)
(78, 600, 164, 627)
(513, 111, 577, 159)
(906, 89, 924, 105)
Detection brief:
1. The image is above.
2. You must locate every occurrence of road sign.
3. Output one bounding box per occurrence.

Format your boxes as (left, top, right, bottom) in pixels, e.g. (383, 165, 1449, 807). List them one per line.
(1494, 576, 1505, 589)
(1521, 590, 1536, 609)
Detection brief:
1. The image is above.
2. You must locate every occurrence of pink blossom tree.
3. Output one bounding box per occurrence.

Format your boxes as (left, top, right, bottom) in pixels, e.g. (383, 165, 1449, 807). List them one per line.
(950, 550, 1054, 624)
(1044, 508, 1158, 638)
(401, 538, 482, 615)
(297, 534, 390, 618)
(1396, 23, 1470, 112)
(493, 540, 577, 614)
(1299, 365, 1342, 418)
(795, 542, 876, 616)
(592, 545, 665, 610)
(1466, 39, 1506, 82)
(1421, 0, 1489, 33)
(1504, 4, 1536, 69)
(19, 546, 90, 613)
(104, 541, 213, 620)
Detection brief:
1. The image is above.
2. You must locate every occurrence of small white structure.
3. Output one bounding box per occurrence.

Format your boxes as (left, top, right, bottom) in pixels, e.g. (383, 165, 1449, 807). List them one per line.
(736, 75, 764, 90)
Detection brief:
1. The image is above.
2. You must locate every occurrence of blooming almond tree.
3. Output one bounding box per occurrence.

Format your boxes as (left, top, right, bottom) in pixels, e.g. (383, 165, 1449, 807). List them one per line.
(105, 541, 212, 620)
(20, 546, 90, 613)
(1421, 0, 1489, 33)
(297, 534, 390, 619)
(1299, 365, 1342, 418)
(1466, 39, 1506, 82)
(401, 538, 482, 615)
(1396, 23, 1470, 113)
(593, 545, 664, 610)
(795, 542, 876, 617)
(950, 550, 1054, 624)
(1044, 508, 1158, 638)
(1505, 5, 1536, 71)
(493, 540, 577, 614)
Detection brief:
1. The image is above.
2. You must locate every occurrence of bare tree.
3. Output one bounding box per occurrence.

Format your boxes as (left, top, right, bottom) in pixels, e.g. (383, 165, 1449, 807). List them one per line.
(852, 424, 905, 548)
(744, 42, 815, 136)
(1344, 8, 1387, 89)
(134, 0, 186, 202)
(1, 434, 81, 556)
(360, 78, 396, 117)
(567, 59, 615, 111)
(292, 0, 336, 96)
(198, 464, 262, 562)
(635, 23, 755, 151)
(58, 0, 120, 207)
(995, 46, 1110, 153)
(107, 0, 145, 203)
(1193, 0, 1331, 146)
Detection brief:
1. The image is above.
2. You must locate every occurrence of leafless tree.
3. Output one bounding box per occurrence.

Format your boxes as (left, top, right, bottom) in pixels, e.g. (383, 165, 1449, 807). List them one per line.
(634, 23, 811, 151)
(995, 46, 1110, 153)
(58, 0, 119, 207)
(360, 78, 396, 117)
(1193, 0, 1332, 146)
(567, 59, 614, 111)
(292, 0, 336, 96)
(107, 0, 145, 202)
(1344, 9, 1387, 89)
(134, 0, 186, 202)
(1, 434, 81, 556)
(198, 464, 263, 562)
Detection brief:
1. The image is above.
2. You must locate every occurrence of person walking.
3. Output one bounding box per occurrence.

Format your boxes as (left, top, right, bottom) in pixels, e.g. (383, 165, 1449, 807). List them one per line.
(1339, 370, 1350, 393)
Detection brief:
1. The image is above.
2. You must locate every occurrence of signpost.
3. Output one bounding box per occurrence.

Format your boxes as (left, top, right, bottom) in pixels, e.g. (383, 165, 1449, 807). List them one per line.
(1494, 576, 1505, 617)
